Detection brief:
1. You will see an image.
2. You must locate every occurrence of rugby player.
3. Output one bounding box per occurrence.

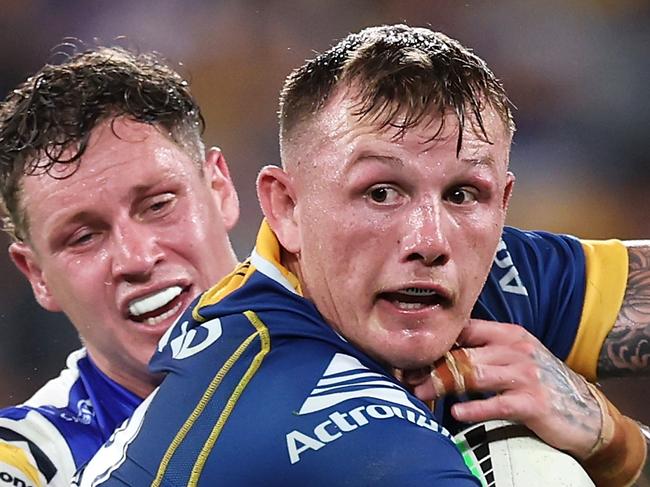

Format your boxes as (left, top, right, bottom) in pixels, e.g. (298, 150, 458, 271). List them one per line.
(0, 47, 239, 487)
(73, 25, 647, 486)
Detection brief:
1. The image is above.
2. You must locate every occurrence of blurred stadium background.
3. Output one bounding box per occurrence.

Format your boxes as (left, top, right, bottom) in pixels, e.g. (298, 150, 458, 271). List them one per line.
(1, 0, 648, 423)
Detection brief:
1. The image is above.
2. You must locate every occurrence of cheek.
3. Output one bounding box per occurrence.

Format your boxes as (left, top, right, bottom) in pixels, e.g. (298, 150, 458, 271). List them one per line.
(455, 209, 502, 256)
(56, 255, 107, 287)
(168, 204, 223, 253)
(303, 207, 392, 262)
(463, 221, 502, 290)
(44, 264, 107, 321)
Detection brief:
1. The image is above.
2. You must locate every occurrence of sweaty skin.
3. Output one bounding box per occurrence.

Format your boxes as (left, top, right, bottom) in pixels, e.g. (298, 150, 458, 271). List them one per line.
(10, 118, 239, 398)
(262, 87, 514, 372)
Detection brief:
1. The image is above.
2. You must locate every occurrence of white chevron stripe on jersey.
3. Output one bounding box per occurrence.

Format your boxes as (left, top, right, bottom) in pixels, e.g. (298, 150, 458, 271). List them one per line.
(298, 353, 427, 415)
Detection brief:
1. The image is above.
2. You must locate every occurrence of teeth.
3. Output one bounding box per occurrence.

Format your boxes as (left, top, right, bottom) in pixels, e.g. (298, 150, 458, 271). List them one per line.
(142, 301, 184, 326)
(401, 288, 438, 296)
(128, 286, 182, 317)
(394, 301, 428, 310)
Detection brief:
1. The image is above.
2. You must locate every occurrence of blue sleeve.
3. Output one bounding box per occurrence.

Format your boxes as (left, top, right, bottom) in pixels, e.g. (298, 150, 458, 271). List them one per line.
(474, 226, 587, 360)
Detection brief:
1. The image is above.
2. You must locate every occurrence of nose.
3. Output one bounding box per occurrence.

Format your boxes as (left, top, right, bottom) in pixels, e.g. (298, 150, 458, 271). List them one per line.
(110, 221, 164, 281)
(400, 203, 451, 266)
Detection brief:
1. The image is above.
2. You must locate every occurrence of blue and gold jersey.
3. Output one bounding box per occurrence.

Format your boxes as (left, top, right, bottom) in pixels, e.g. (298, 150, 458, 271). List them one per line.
(75, 223, 481, 486)
(476, 226, 626, 381)
(434, 226, 627, 434)
(75, 222, 628, 486)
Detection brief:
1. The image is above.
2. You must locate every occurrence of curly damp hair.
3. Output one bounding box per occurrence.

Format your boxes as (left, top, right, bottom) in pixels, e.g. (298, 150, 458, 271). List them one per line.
(0, 45, 205, 242)
(279, 24, 515, 157)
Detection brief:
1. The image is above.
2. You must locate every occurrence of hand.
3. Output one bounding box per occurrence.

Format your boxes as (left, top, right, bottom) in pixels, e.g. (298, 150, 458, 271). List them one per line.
(402, 319, 601, 458)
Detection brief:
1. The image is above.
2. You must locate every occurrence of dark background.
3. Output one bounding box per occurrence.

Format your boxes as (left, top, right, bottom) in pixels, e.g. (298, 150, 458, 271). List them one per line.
(1, 0, 648, 424)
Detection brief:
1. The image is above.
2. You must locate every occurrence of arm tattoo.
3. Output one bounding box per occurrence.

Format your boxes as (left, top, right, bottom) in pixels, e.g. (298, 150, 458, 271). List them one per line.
(597, 245, 650, 377)
(537, 349, 600, 438)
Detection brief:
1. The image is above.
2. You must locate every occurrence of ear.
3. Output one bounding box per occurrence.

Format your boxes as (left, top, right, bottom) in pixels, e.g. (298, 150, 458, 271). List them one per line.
(9, 242, 62, 312)
(256, 165, 301, 253)
(204, 147, 239, 231)
(502, 171, 516, 211)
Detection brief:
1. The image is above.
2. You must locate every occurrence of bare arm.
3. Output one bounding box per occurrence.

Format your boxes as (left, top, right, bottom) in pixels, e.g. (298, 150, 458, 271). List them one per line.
(597, 243, 650, 378)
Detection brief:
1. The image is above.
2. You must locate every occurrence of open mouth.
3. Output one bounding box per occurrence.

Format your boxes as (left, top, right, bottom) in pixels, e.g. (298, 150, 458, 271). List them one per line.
(128, 285, 188, 326)
(377, 287, 451, 311)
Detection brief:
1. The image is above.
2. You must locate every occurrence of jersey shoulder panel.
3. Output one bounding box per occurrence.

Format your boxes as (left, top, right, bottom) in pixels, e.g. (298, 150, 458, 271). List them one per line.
(566, 238, 627, 379)
(0, 347, 142, 486)
(81, 307, 479, 485)
(0, 409, 73, 487)
(476, 227, 587, 360)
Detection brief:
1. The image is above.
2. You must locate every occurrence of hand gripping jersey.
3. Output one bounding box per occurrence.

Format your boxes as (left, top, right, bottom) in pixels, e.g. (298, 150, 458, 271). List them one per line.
(0, 349, 141, 487)
(441, 227, 626, 435)
(5, 223, 627, 487)
(473, 227, 626, 381)
(75, 222, 482, 487)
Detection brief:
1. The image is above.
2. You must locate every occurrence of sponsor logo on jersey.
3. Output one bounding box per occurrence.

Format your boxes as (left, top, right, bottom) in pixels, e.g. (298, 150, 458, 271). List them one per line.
(285, 353, 446, 464)
(494, 240, 528, 296)
(0, 470, 34, 487)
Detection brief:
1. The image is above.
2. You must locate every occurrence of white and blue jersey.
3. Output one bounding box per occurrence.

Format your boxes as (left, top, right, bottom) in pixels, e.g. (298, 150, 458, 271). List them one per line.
(0, 350, 140, 487)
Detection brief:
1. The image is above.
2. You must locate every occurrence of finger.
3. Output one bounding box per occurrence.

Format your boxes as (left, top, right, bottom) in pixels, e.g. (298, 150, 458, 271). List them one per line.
(398, 367, 431, 390)
(430, 349, 477, 396)
(469, 363, 537, 394)
(451, 391, 540, 424)
(407, 349, 524, 401)
(408, 377, 436, 402)
(461, 344, 528, 368)
(458, 319, 527, 348)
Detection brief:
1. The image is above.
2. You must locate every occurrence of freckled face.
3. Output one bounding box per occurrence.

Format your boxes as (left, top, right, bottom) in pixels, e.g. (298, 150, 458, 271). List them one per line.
(12, 118, 238, 396)
(287, 94, 513, 369)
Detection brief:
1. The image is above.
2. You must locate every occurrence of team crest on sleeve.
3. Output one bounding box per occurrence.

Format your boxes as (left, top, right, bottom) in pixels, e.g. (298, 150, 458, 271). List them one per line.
(493, 240, 528, 296)
(285, 353, 447, 464)
(59, 399, 95, 425)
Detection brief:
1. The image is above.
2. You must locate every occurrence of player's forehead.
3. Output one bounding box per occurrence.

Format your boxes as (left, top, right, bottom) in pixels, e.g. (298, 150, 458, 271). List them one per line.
(19, 119, 199, 236)
(292, 88, 510, 165)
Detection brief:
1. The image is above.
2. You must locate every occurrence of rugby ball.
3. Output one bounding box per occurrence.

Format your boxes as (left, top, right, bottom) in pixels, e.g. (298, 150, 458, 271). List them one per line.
(454, 420, 594, 487)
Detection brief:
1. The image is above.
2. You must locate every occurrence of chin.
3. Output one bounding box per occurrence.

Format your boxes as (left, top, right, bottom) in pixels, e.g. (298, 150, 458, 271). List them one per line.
(383, 336, 455, 370)
(377, 347, 439, 371)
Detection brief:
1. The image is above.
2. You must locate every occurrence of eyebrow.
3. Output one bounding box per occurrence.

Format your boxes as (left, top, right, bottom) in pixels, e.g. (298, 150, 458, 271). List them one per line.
(350, 153, 496, 171)
(460, 155, 496, 168)
(346, 153, 404, 172)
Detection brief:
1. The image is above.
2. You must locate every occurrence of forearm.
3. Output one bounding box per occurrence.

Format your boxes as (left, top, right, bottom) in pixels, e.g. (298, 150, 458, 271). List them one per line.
(580, 384, 647, 487)
(597, 243, 650, 378)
